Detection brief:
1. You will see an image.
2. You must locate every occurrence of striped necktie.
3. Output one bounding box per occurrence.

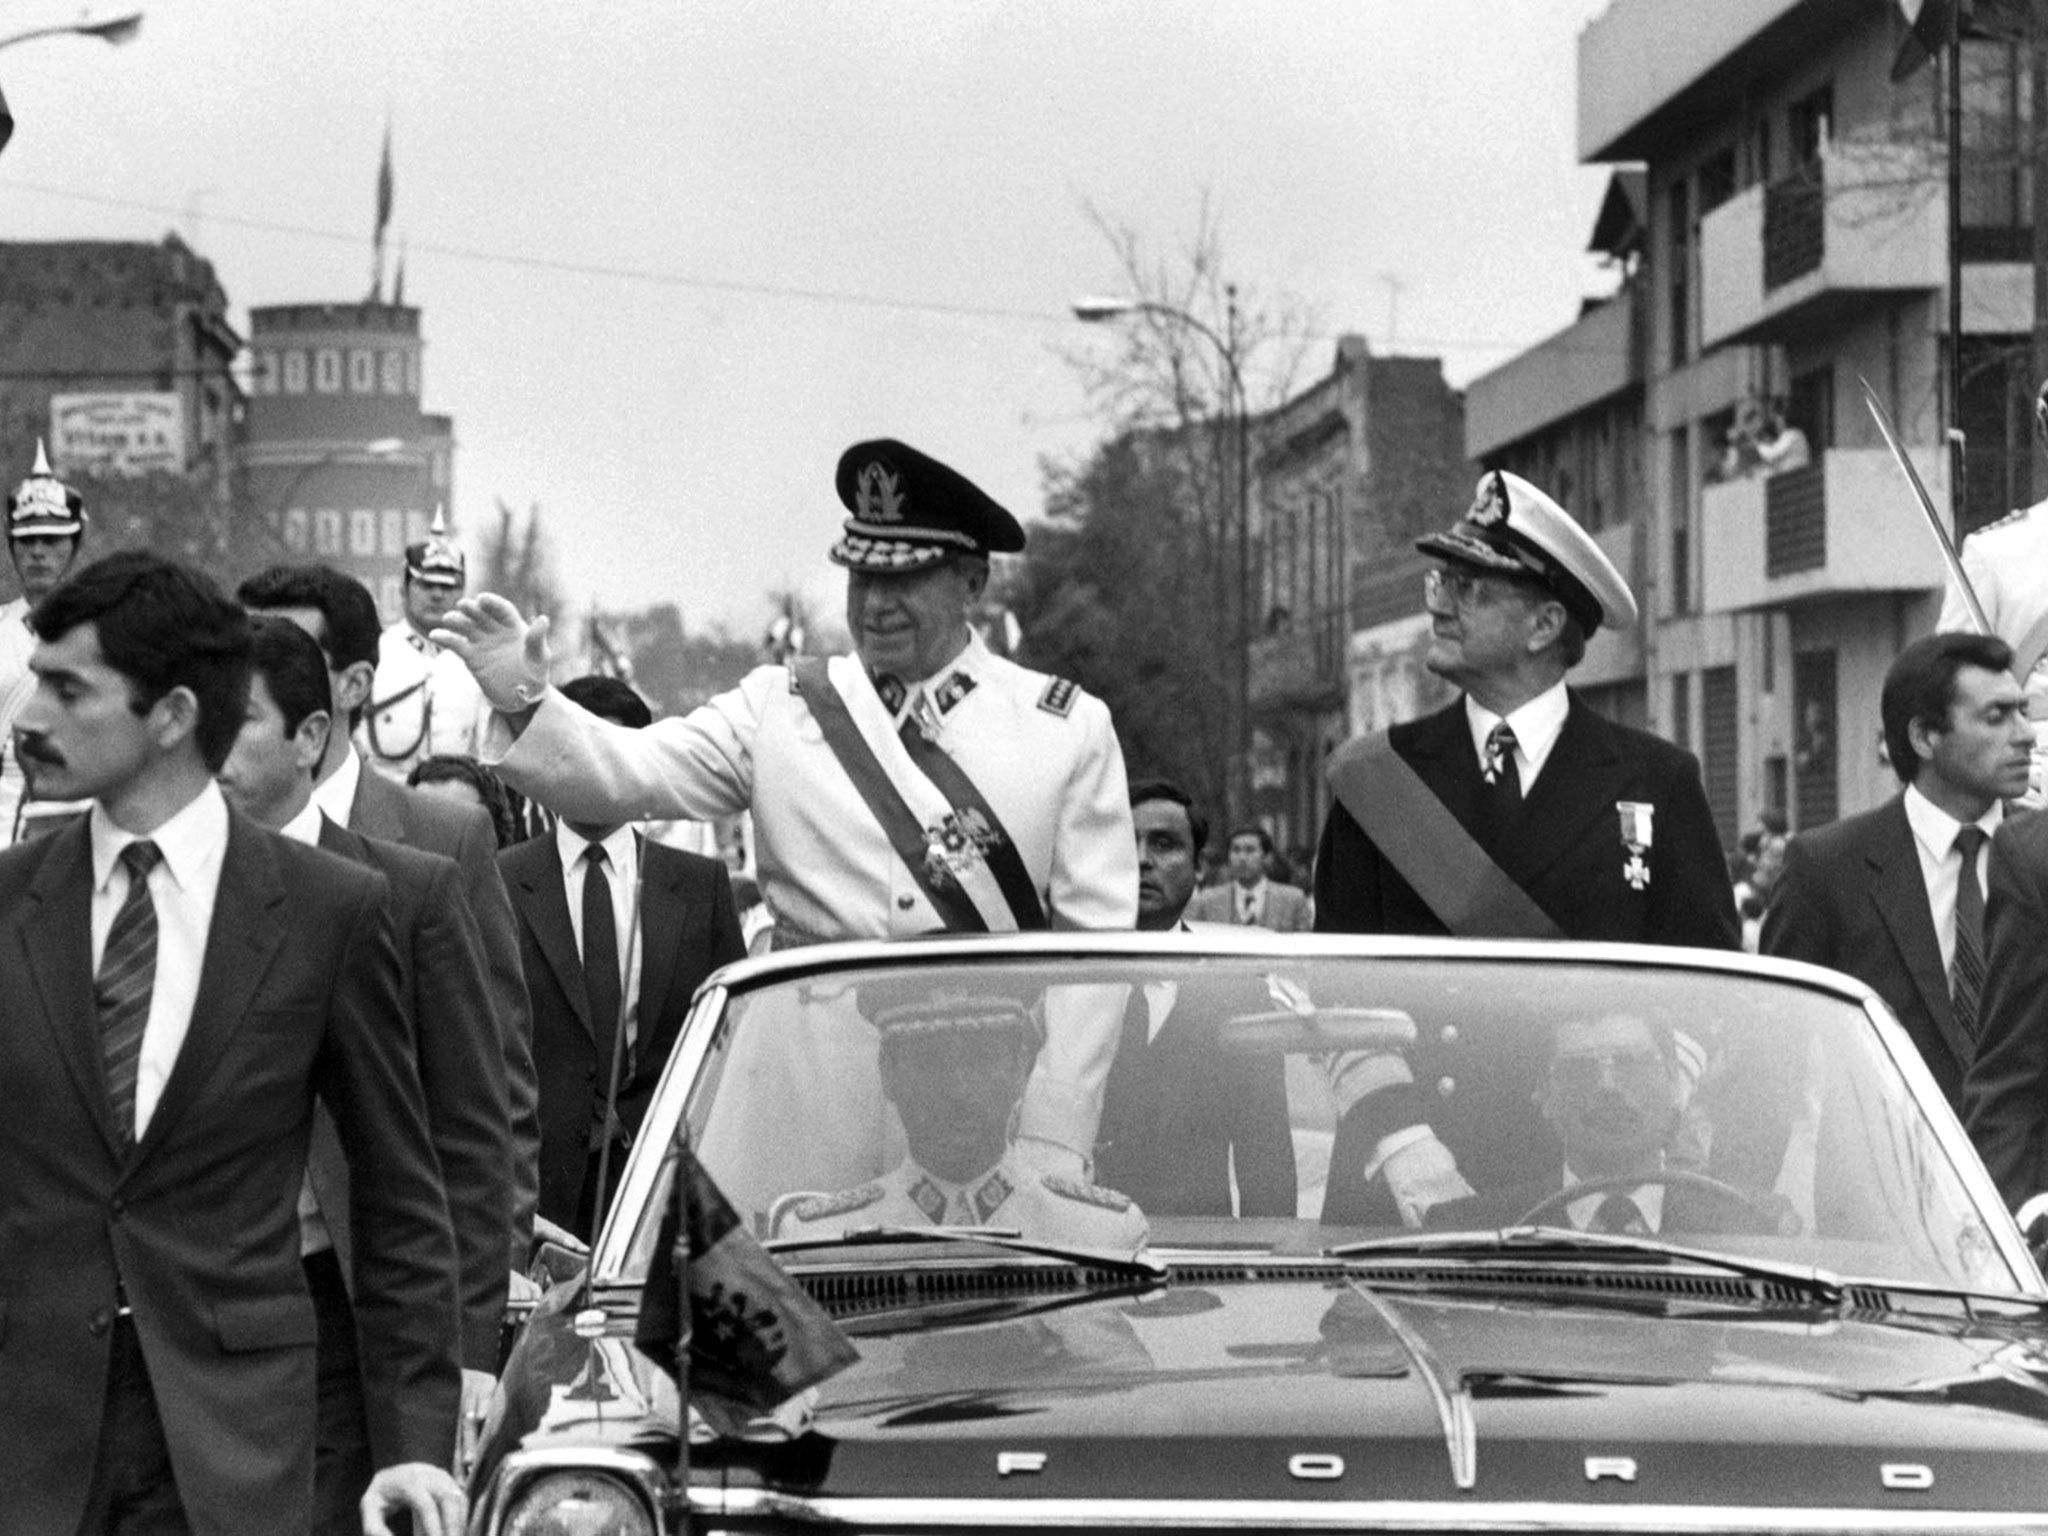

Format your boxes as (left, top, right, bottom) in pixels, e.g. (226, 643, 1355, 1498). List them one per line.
(1951, 825, 1987, 1039)
(98, 840, 162, 1144)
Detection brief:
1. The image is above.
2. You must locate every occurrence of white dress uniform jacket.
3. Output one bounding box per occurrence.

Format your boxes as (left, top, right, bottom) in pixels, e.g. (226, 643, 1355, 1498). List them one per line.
(1942, 501, 2048, 805)
(0, 596, 35, 843)
(361, 618, 491, 783)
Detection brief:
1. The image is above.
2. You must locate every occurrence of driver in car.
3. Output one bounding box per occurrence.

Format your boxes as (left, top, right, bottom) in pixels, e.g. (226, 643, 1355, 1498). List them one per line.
(1427, 1012, 1784, 1235)
(774, 984, 1150, 1249)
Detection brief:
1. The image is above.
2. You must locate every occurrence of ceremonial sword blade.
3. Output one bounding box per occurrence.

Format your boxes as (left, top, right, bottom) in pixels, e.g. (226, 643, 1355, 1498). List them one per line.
(1858, 375, 1989, 635)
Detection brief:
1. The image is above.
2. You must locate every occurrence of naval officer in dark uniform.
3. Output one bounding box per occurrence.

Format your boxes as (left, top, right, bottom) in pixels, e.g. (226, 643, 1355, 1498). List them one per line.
(1314, 469, 1737, 1226)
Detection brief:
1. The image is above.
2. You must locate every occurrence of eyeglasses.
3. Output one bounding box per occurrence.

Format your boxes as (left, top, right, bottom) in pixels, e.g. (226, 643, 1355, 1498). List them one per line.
(1423, 567, 1534, 609)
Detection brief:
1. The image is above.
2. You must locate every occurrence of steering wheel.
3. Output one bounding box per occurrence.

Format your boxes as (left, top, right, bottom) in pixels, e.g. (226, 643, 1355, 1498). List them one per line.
(1513, 1169, 1785, 1233)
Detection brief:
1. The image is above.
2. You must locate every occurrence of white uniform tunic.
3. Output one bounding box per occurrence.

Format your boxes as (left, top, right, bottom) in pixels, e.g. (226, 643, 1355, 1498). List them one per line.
(0, 597, 36, 844)
(488, 630, 1137, 1164)
(1941, 501, 2048, 804)
(773, 1148, 1149, 1251)
(361, 618, 491, 783)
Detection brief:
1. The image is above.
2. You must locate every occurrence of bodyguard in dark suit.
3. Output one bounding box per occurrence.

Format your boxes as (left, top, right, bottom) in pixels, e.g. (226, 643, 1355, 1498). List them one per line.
(0, 554, 462, 1536)
(1962, 810, 2048, 1207)
(1097, 779, 1295, 1216)
(1763, 632, 2031, 1112)
(1315, 471, 1736, 1227)
(501, 675, 746, 1240)
(240, 562, 540, 1268)
(219, 617, 511, 1532)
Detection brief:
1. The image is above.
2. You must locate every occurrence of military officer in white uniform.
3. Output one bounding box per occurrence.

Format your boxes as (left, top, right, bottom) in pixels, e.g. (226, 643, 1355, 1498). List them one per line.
(1941, 379, 2048, 806)
(0, 441, 87, 842)
(772, 984, 1149, 1251)
(435, 438, 1136, 1170)
(362, 508, 489, 782)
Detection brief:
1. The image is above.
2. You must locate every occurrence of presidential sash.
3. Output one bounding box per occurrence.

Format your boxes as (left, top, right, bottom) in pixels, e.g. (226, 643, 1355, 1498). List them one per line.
(790, 658, 1046, 932)
(1325, 730, 1563, 940)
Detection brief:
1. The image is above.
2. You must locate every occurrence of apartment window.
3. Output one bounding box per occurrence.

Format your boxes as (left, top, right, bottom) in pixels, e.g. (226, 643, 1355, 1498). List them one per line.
(253, 351, 278, 396)
(381, 350, 406, 394)
(281, 508, 310, 552)
(1959, 334, 2035, 535)
(1668, 424, 1694, 616)
(1742, 116, 1773, 189)
(406, 353, 423, 396)
(314, 349, 343, 393)
(1789, 83, 1833, 169)
(313, 508, 343, 555)
(349, 508, 378, 556)
(349, 349, 377, 394)
(1786, 365, 1835, 452)
(1698, 147, 1737, 216)
(1960, 40, 2031, 252)
(1671, 671, 1694, 753)
(381, 508, 407, 556)
(282, 350, 308, 394)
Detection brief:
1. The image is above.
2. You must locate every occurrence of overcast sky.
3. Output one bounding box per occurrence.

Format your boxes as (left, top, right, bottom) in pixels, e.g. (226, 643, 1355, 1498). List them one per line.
(1, 0, 1617, 639)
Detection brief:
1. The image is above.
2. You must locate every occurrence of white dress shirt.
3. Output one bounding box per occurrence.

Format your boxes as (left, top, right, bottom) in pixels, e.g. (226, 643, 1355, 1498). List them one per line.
(89, 781, 230, 1141)
(1902, 782, 2001, 975)
(1464, 679, 1571, 792)
(310, 743, 364, 826)
(1561, 1169, 1667, 1233)
(1235, 877, 1268, 925)
(557, 821, 643, 1051)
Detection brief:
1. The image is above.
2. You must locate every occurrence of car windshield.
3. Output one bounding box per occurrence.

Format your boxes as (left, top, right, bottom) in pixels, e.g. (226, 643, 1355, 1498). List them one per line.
(618, 953, 2023, 1297)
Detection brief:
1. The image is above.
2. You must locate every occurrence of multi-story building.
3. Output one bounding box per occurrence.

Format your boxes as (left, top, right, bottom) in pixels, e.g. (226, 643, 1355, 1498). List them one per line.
(0, 234, 242, 568)
(1479, 0, 2021, 836)
(241, 301, 455, 620)
(1250, 335, 1468, 858)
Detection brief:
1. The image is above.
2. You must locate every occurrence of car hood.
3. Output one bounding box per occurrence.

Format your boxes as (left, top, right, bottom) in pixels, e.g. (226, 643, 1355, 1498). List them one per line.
(483, 1265, 2048, 1515)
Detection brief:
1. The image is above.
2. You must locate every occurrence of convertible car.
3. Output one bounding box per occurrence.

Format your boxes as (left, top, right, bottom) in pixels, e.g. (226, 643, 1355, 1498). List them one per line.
(469, 933, 2048, 1535)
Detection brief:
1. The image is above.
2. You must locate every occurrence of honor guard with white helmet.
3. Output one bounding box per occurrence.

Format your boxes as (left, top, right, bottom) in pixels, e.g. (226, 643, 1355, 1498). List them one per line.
(362, 507, 489, 782)
(1940, 378, 2048, 807)
(770, 982, 1149, 1251)
(1314, 469, 1737, 1229)
(433, 438, 1137, 1174)
(0, 440, 87, 841)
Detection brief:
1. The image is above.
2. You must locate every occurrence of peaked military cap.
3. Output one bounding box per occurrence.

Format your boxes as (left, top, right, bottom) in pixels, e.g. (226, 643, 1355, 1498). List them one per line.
(7, 439, 84, 540)
(1417, 469, 1638, 634)
(403, 505, 465, 588)
(830, 439, 1026, 573)
(856, 978, 1044, 1051)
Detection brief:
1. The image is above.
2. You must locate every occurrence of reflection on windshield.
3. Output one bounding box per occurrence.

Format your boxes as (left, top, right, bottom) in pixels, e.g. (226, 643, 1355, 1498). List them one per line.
(621, 957, 2018, 1297)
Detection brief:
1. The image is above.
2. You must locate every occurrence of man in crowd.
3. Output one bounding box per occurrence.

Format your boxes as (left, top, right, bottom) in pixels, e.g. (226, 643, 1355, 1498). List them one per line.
(239, 561, 541, 1268)
(362, 509, 490, 782)
(499, 673, 746, 1241)
(1099, 778, 1295, 1215)
(435, 438, 1135, 1175)
(1313, 469, 1735, 1225)
(219, 615, 510, 1530)
(0, 552, 462, 1535)
(1187, 822, 1311, 929)
(1763, 633, 2031, 1112)
(0, 441, 87, 842)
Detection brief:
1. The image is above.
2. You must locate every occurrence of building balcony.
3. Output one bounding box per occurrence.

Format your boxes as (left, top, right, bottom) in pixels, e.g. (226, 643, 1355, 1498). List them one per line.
(1698, 447, 1947, 613)
(1699, 141, 1943, 351)
(1250, 610, 1348, 715)
(1465, 288, 1641, 459)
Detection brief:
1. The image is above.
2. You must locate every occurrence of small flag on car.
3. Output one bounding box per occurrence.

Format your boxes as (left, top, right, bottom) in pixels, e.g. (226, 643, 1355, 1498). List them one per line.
(634, 1134, 857, 1417)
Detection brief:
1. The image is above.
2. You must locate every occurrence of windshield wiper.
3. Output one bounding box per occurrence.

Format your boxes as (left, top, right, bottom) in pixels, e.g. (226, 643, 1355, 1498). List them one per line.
(1327, 1225, 1846, 1304)
(766, 1223, 1166, 1280)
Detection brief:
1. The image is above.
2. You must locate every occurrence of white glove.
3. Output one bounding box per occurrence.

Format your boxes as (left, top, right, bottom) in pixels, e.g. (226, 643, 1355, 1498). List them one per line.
(430, 593, 553, 714)
(1378, 1131, 1474, 1227)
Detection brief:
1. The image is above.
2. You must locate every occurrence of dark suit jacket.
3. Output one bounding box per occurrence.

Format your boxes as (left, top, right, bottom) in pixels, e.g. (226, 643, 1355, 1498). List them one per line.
(1760, 796, 1973, 1108)
(499, 833, 745, 1236)
(1313, 694, 1738, 948)
(0, 812, 458, 1535)
(1425, 1175, 1778, 1237)
(1962, 809, 2048, 1205)
(349, 756, 539, 1263)
(311, 816, 510, 1369)
(1312, 695, 1737, 1225)
(1095, 978, 1296, 1216)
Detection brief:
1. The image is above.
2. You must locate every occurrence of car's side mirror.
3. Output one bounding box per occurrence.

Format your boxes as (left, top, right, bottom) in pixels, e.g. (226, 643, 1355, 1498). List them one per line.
(2014, 1191, 2048, 1266)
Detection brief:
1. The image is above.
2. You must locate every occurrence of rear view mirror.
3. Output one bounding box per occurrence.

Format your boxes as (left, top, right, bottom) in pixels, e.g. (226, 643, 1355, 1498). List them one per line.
(1217, 1007, 1418, 1057)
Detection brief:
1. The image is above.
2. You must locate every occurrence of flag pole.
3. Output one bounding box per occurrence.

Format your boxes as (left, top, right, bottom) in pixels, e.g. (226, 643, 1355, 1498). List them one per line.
(1948, 0, 1966, 540)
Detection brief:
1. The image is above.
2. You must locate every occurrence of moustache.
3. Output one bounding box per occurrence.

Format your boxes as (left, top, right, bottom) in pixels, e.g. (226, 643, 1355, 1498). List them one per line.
(16, 735, 63, 768)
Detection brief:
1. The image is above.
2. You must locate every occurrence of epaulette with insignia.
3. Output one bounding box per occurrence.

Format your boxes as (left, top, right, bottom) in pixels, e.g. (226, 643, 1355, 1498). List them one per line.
(789, 1184, 883, 1223)
(1038, 676, 1078, 718)
(1043, 1173, 1132, 1212)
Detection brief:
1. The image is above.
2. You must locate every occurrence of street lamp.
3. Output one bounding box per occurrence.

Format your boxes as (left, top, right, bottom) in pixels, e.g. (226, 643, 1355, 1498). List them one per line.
(1072, 286, 1254, 821)
(0, 9, 144, 53)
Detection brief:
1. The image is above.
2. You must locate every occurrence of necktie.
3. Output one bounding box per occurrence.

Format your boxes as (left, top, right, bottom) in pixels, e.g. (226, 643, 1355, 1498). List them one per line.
(582, 843, 625, 1077)
(1591, 1193, 1649, 1235)
(1239, 888, 1257, 924)
(97, 840, 163, 1144)
(1952, 825, 1988, 1039)
(1482, 721, 1523, 830)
